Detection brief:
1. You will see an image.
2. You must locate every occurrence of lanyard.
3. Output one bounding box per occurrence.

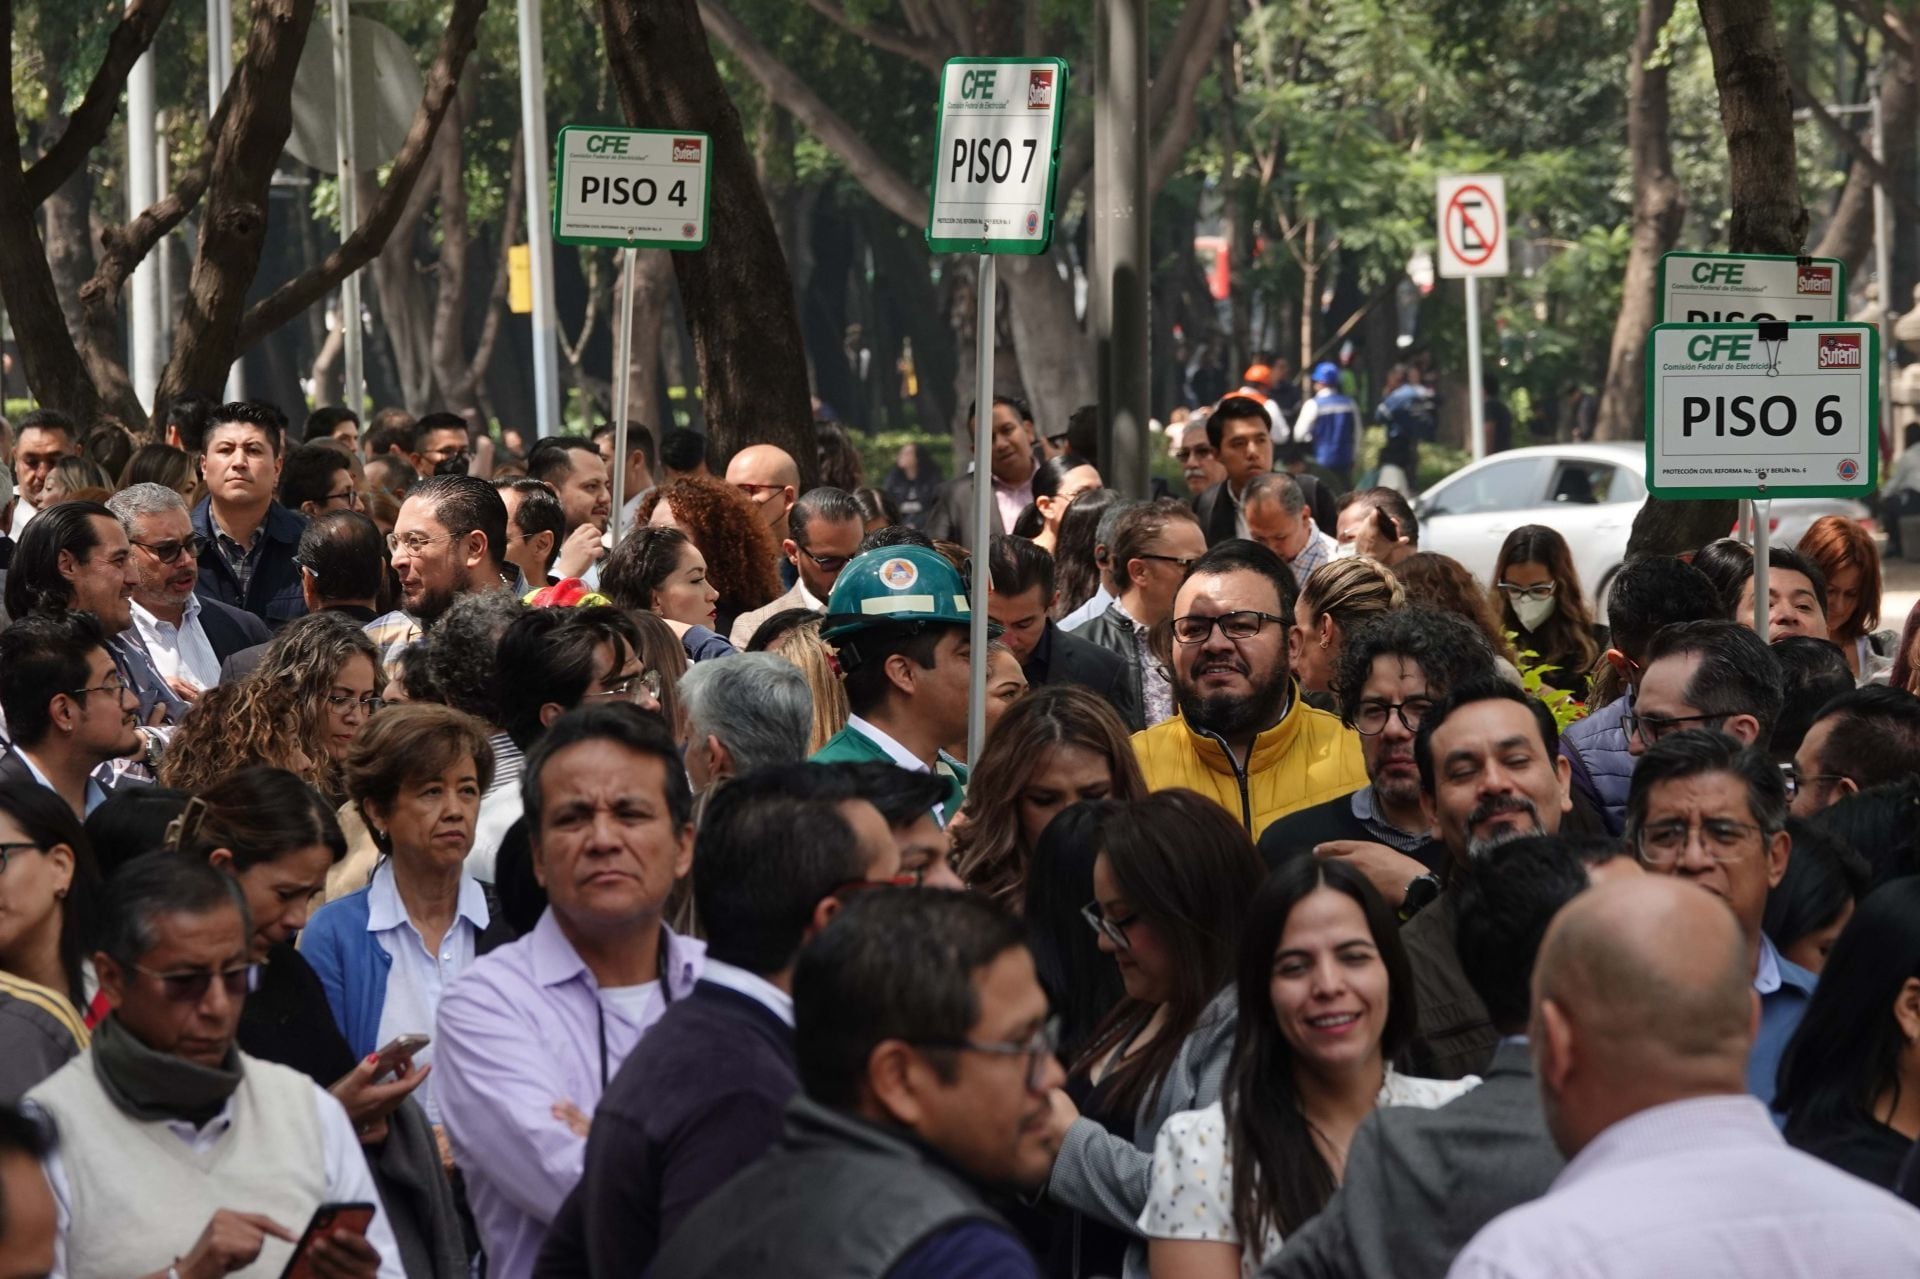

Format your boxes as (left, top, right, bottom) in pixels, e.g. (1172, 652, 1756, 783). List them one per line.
(594, 927, 675, 1089)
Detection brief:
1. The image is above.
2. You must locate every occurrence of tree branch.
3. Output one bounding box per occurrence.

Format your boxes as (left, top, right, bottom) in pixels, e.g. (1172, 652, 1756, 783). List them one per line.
(803, 0, 947, 71)
(1147, 0, 1229, 191)
(23, 0, 177, 207)
(464, 129, 524, 395)
(235, 0, 489, 350)
(1832, 0, 1913, 56)
(1786, 59, 1920, 224)
(698, 0, 928, 224)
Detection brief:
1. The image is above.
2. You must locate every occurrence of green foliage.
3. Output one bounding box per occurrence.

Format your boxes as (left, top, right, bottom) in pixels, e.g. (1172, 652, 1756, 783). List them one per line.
(1509, 633, 1590, 729)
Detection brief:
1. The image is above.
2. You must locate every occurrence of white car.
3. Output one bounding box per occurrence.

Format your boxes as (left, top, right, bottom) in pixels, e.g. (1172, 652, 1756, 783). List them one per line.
(1411, 442, 1872, 610)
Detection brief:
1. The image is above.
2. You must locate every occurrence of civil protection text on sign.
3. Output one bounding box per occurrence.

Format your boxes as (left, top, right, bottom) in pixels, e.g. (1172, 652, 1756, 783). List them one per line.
(1643, 322, 1879, 500)
(1656, 252, 1846, 325)
(1435, 174, 1507, 278)
(553, 126, 712, 251)
(926, 58, 1068, 255)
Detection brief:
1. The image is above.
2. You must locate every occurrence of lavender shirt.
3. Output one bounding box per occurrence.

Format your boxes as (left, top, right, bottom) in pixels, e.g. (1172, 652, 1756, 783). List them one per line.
(435, 908, 704, 1279)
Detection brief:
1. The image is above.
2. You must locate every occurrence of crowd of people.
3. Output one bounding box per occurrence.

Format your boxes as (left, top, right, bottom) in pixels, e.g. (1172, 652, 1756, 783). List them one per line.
(1, 388, 1919, 1279)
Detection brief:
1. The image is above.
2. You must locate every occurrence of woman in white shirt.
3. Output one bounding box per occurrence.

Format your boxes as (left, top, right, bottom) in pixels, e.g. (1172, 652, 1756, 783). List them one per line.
(1139, 858, 1475, 1277)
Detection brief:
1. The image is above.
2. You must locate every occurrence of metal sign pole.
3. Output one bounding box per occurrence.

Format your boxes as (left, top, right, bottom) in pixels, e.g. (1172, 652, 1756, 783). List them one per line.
(609, 244, 636, 547)
(1753, 498, 1771, 641)
(967, 252, 998, 762)
(331, 0, 364, 416)
(1465, 274, 1486, 461)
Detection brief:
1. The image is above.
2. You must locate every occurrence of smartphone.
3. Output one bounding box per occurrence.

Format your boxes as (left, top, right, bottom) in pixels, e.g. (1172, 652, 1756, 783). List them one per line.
(371, 1032, 430, 1082)
(278, 1202, 375, 1279)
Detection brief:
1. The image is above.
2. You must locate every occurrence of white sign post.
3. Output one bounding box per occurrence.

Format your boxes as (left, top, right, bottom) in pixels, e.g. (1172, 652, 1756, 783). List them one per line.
(1436, 175, 1508, 462)
(1646, 321, 1879, 636)
(553, 126, 712, 544)
(927, 57, 1067, 760)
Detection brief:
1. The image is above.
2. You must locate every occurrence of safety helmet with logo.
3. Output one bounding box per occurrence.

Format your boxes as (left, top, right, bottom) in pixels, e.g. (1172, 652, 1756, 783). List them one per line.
(821, 545, 975, 671)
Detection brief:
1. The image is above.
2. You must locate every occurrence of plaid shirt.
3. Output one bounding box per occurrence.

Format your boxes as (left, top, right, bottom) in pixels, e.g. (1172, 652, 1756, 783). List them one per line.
(210, 519, 264, 600)
(1288, 524, 1338, 582)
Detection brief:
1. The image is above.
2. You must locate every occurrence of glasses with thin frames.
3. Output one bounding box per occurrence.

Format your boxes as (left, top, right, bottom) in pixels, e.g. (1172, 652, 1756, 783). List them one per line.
(733, 481, 788, 500)
(1081, 901, 1142, 950)
(1634, 818, 1765, 867)
(325, 693, 383, 713)
(67, 673, 129, 701)
(129, 962, 260, 1003)
(1496, 581, 1557, 602)
(1352, 697, 1433, 737)
(386, 530, 464, 557)
(131, 534, 208, 564)
(914, 1016, 1062, 1092)
(1171, 610, 1288, 645)
(584, 670, 664, 703)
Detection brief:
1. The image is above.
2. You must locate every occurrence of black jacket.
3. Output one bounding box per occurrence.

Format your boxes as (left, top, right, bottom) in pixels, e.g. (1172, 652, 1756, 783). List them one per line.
(1193, 472, 1338, 549)
(1068, 603, 1151, 732)
(1024, 621, 1142, 732)
(196, 595, 275, 661)
(1258, 790, 1444, 875)
(190, 497, 309, 629)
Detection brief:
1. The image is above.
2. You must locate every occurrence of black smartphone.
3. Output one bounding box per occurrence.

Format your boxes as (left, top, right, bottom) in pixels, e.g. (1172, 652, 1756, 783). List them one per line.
(278, 1202, 376, 1279)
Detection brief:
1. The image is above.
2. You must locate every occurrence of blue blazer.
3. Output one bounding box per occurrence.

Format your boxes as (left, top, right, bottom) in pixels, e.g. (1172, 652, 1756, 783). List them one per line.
(190, 497, 309, 629)
(300, 878, 517, 1058)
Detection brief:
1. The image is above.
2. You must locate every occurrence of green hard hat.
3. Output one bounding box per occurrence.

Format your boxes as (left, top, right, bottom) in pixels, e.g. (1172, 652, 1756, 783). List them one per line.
(821, 545, 973, 642)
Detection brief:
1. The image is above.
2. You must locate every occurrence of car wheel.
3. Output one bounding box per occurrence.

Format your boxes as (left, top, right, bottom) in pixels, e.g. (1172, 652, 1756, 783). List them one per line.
(1594, 564, 1620, 623)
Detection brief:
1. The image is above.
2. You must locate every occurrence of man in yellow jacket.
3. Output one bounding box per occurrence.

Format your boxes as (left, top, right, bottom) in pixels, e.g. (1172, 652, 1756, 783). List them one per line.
(1133, 539, 1367, 835)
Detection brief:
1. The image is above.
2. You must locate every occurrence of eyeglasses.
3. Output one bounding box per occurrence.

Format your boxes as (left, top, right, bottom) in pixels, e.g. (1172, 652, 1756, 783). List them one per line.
(1621, 710, 1728, 745)
(129, 961, 260, 1003)
(320, 488, 362, 509)
(1352, 697, 1434, 737)
(584, 670, 663, 702)
(1496, 581, 1558, 602)
(1174, 446, 1216, 463)
(1081, 901, 1142, 950)
(66, 674, 129, 701)
(1633, 818, 1765, 867)
(912, 1016, 1061, 1092)
(325, 693, 383, 713)
(799, 547, 851, 572)
(386, 530, 464, 556)
(0, 842, 42, 875)
(1137, 553, 1199, 571)
(131, 534, 207, 564)
(733, 481, 788, 500)
(1778, 762, 1850, 802)
(1171, 610, 1288, 645)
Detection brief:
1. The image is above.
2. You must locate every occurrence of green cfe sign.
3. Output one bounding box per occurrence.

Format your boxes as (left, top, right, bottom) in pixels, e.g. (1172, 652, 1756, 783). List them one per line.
(925, 57, 1068, 256)
(1657, 252, 1846, 325)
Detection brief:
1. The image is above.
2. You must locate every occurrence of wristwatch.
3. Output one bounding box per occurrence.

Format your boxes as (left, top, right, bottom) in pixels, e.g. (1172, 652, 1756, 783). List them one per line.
(1399, 872, 1442, 921)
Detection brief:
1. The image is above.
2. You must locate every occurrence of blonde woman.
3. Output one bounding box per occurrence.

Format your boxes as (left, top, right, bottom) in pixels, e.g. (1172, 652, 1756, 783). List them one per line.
(1291, 558, 1405, 703)
(767, 616, 849, 754)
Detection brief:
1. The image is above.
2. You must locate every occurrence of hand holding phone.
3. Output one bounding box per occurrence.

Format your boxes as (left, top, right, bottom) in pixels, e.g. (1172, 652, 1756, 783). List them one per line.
(278, 1202, 377, 1279)
(370, 1033, 429, 1083)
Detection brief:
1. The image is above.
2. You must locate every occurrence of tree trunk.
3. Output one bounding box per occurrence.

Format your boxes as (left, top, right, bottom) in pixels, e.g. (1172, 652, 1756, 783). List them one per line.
(1595, 0, 1685, 443)
(627, 248, 674, 431)
(1627, 0, 1805, 559)
(1002, 249, 1096, 436)
(429, 98, 473, 411)
(158, 0, 318, 402)
(1813, 30, 1916, 274)
(601, 0, 816, 483)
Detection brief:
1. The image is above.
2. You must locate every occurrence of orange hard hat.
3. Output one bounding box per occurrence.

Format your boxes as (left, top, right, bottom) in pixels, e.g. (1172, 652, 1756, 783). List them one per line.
(1242, 363, 1275, 386)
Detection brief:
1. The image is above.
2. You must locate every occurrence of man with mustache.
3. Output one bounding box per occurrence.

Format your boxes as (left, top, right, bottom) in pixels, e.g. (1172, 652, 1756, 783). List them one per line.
(1259, 607, 1497, 914)
(1401, 678, 1573, 1080)
(1131, 539, 1367, 833)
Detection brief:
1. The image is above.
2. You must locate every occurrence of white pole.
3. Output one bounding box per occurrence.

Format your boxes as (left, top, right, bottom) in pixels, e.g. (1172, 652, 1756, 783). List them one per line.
(517, 0, 562, 437)
(1873, 81, 1897, 459)
(128, 46, 160, 412)
(331, 0, 365, 417)
(154, 112, 172, 370)
(609, 246, 636, 546)
(1465, 274, 1486, 462)
(1753, 499, 1771, 640)
(210, 0, 243, 401)
(967, 253, 998, 762)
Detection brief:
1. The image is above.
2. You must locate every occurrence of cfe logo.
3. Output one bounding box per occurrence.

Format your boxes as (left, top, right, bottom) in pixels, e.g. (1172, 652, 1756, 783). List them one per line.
(1691, 261, 1744, 286)
(583, 134, 630, 155)
(1819, 333, 1863, 369)
(960, 69, 998, 100)
(1027, 69, 1055, 109)
(1798, 264, 1836, 295)
(671, 138, 702, 163)
(1686, 334, 1753, 362)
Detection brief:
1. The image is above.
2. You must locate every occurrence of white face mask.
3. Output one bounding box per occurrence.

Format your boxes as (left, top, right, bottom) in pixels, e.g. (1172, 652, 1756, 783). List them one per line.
(1331, 541, 1358, 560)
(1512, 593, 1558, 632)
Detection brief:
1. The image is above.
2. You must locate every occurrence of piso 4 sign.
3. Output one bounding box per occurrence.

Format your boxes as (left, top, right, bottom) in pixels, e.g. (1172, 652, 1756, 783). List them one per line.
(553, 126, 712, 250)
(1644, 322, 1878, 499)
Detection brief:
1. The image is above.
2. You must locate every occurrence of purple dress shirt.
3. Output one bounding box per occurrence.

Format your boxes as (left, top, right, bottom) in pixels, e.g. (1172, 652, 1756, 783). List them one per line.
(434, 908, 704, 1279)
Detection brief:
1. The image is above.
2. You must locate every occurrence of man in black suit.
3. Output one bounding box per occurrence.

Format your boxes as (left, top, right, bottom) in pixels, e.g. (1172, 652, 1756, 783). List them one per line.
(108, 483, 271, 699)
(1262, 834, 1587, 1279)
(1193, 395, 1334, 548)
(536, 765, 907, 1277)
(984, 534, 1141, 731)
(0, 612, 145, 817)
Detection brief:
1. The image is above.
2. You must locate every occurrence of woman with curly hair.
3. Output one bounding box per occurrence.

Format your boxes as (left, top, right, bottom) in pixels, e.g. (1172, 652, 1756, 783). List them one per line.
(158, 612, 379, 800)
(1395, 552, 1521, 672)
(635, 476, 781, 637)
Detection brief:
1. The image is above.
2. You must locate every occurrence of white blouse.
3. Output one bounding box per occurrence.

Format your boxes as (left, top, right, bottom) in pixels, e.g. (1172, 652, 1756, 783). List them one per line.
(1137, 1069, 1478, 1276)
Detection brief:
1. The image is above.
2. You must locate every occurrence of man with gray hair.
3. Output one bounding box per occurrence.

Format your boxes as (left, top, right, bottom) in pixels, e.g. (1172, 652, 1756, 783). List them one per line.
(1243, 472, 1335, 582)
(681, 653, 814, 793)
(108, 481, 270, 697)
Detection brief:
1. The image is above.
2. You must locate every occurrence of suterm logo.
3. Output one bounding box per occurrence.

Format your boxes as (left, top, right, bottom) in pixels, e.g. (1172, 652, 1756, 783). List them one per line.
(1028, 69, 1055, 108)
(1798, 264, 1836, 295)
(672, 138, 702, 163)
(1819, 333, 1862, 369)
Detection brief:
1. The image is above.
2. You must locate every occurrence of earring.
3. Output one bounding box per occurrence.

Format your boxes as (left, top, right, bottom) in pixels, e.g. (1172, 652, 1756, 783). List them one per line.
(54, 887, 67, 901)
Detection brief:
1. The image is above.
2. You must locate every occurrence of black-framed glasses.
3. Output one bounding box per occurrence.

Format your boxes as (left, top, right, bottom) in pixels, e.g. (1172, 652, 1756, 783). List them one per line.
(131, 534, 207, 564)
(1496, 581, 1557, 602)
(799, 547, 851, 573)
(1632, 818, 1765, 867)
(1137, 553, 1199, 571)
(1621, 710, 1728, 745)
(320, 487, 362, 510)
(325, 693, 383, 713)
(1081, 901, 1142, 950)
(129, 961, 260, 1003)
(1171, 610, 1288, 645)
(0, 842, 42, 875)
(913, 1016, 1061, 1092)
(1352, 697, 1434, 737)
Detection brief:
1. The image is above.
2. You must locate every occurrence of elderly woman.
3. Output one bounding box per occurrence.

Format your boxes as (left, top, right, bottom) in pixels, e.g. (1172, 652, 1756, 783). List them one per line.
(302, 703, 512, 1127)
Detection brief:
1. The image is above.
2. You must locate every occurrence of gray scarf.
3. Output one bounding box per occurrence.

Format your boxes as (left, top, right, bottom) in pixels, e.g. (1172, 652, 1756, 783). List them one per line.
(91, 1014, 243, 1126)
